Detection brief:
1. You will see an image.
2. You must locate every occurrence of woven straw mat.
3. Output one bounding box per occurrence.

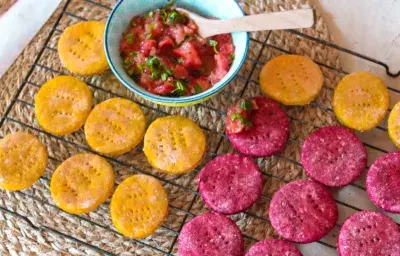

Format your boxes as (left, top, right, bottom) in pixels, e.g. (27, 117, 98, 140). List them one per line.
(0, 0, 382, 255)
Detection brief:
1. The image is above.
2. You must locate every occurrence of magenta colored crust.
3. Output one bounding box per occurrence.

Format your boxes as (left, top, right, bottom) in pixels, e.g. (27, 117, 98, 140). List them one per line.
(227, 97, 290, 157)
(199, 154, 263, 214)
(301, 126, 367, 187)
(178, 213, 244, 256)
(338, 211, 400, 256)
(269, 180, 338, 243)
(245, 239, 303, 256)
(366, 151, 400, 213)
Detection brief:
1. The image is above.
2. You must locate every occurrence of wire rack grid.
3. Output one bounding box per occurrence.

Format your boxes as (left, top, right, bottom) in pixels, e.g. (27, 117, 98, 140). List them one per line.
(0, 0, 399, 255)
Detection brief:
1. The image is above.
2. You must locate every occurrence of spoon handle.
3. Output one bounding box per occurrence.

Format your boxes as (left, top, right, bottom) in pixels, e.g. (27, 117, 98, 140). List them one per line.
(202, 9, 314, 37)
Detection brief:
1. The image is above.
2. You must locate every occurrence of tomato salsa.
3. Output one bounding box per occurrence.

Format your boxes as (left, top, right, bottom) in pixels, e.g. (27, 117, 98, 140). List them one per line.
(226, 98, 258, 134)
(120, 3, 235, 96)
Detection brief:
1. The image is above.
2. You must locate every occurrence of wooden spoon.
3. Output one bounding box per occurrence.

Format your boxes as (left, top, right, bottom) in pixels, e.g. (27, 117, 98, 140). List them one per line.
(177, 8, 315, 38)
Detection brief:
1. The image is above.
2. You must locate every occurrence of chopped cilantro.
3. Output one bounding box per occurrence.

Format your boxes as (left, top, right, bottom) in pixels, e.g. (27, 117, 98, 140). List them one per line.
(194, 85, 202, 94)
(150, 71, 161, 80)
(161, 9, 168, 23)
(173, 80, 186, 96)
(137, 63, 144, 73)
(141, 56, 176, 82)
(161, 73, 169, 81)
(175, 80, 185, 90)
(168, 11, 178, 22)
(129, 51, 137, 57)
(127, 68, 136, 76)
(240, 100, 253, 111)
(230, 53, 235, 61)
(146, 57, 161, 79)
(126, 33, 134, 44)
(146, 23, 155, 39)
(231, 113, 252, 128)
(148, 22, 155, 31)
(164, 67, 174, 76)
(145, 56, 174, 80)
(167, 10, 188, 24)
(131, 20, 137, 27)
(209, 40, 219, 54)
(123, 58, 132, 69)
(160, 0, 178, 24)
(146, 56, 161, 70)
(177, 58, 183, 64)
(230, 113, 245, 122)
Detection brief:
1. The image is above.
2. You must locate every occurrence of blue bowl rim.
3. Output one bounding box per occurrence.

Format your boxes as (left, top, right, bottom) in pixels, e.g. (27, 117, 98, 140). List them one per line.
(104, 0, 250, 104)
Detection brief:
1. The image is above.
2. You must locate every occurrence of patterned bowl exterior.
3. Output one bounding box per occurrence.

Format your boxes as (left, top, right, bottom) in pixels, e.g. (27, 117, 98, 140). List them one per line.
(104, 0, 249, 106)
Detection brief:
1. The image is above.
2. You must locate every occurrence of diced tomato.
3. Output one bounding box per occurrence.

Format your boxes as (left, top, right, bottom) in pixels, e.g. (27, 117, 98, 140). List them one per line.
(185, 85, 195, 96)
(226, 118, 244, 134)
(216, 53, 231, 71)
(120, 7, 235, 97)
(210, 53, 231, 83)
(169, 25, 186, 44)
(151, 81, 175, 95)
(225, 98, 258, 134)
(219, 43, 235, 55)
(193, 77, 211, 92)
(134, 52, 147, 64)
(139, 40, 157, 57)
(212, 34, 233, 46)
(173, 65, 189, 79)
(139, 73, 155, 90)
(120, 40, 133, 55)
(147, 20, 164, 38)
(226, 106, 247, 134)
(131, 17, 145, 27)
(183, 25, 196, 36)
(158, 36, 175, 52)
(187, 19, 198, 31)
(173, 41, 202, 69)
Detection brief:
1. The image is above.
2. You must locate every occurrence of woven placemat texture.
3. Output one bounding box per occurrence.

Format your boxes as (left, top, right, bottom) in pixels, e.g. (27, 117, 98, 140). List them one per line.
(0, 0, 16, 17)
(0, 0, 345, 255)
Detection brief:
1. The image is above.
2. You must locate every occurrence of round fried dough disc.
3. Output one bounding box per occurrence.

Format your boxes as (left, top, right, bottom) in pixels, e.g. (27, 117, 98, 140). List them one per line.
(388, 101, 400, 148)
(85, 98, 146, 156)
(0, 132, 48, 191)
(259, 55, 323, 105)
(269, 180, 338, 243)
(110, 174, 168, 238)
(144, 116, 206, 174)
(338, 211, 400, 256)
(333, 72, 389, 131)
(35, 76, 93, 136)
(50, 154, 115, 214)
(58, 21, 108, 75)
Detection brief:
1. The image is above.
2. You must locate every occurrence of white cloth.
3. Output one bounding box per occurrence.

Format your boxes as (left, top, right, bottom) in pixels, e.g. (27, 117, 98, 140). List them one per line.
(0, 0, 61, 79)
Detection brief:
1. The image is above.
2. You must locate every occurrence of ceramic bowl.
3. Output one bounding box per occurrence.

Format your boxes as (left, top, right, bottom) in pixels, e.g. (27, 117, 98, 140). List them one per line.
(105, 0, 249, 107)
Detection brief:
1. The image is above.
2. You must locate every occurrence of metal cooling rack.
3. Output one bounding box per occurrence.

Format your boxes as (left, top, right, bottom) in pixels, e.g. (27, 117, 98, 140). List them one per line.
(0, 0, 399, 255)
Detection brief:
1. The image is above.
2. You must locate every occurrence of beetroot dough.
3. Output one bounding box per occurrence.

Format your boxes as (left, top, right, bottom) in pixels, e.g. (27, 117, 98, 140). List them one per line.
(301, 126, 367, 187)
(245, 239, 303, 256)
(366, 151, 400, 213)
(338, 211, 400, 256)
(199, 154, 263, 214)
(178, 213, 243, 256)
(269, 180, 338, 243)
(227, 97, 289, 157)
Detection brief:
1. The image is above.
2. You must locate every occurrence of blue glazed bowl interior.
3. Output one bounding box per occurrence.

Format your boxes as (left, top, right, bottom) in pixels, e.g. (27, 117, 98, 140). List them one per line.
(105, 0, 249, 105)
